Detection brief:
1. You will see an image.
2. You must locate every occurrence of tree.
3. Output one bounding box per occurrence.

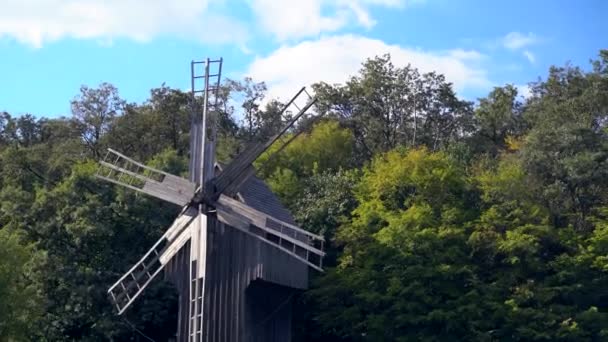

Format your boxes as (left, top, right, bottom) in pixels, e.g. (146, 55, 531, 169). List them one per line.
(521, 50, 608, 230)
(71, 83, 125, 157)
(107, 101, 178, 162)
(0, 112, 15, 147)
(314, 54, 473, 161)
(255, 120, 355, 205)
(471, 84, 524, 156)
(309, 148, 475, 340)
(148, 85, 192, 154)
(24, 161, 180, 341)
(225, 77, 270, 140)
(293, 169, 359, 262)
(3, 49, 608, 341)
(0, 229, 43, 341)
(14, 114, 42, 147)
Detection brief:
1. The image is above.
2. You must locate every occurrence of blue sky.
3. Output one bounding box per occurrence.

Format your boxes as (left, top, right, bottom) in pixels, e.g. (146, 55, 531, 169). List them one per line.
(0, 0, 605, 118)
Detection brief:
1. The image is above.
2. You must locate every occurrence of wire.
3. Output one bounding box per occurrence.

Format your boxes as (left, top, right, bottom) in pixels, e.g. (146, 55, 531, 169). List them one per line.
(122, 316, 157, 342)
(252, 292, 296, 330)
(241, 291, 297, 341)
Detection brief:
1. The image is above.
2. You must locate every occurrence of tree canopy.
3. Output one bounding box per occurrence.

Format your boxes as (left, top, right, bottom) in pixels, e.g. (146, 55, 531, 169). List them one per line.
(1, 51, 607, 341)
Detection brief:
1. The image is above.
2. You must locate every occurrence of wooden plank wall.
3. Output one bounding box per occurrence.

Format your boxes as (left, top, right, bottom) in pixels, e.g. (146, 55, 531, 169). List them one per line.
(165, 240, 191, 341)
(165, 218, 308, 341)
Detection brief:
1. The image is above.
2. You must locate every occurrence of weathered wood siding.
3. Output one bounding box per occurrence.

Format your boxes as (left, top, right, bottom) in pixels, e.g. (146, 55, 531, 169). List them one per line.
(165, 217, 308, 341)
(171, 117, 309, 341)
(165, 241, 192, 341)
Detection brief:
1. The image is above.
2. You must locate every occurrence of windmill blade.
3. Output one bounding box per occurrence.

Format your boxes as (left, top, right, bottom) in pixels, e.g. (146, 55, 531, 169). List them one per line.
(189, 58, 223, 185)
(218, 164, 255, 197)
(160, 207, 199, 264)
(214, 194, 325, 271)
(108, 207, 197, 315)
(96, 148, 197, 206)
(204, 88, 317, 201)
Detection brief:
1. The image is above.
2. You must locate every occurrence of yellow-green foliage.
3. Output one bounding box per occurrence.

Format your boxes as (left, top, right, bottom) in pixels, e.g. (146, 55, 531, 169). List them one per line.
(256, 120, 354, 203)
(341, 147, 468, 250)
(357, 147, 463, 211)
(256, 120, 354, 178)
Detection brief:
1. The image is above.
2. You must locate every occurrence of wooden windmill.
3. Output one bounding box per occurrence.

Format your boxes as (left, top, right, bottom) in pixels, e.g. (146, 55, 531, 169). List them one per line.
(95, 58, 325, 341)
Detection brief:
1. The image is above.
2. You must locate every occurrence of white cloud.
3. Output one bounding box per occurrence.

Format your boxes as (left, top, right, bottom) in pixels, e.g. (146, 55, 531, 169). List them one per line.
(501, 32, 540, 65)
(447, 49, 485, 61)
(502, 31, 538, 50)
(247, 0, 409, 41)
(246, 34, 491, 103)
(523, 50, 535, 63)
(0, 0, 247, 48)
(0, 0, 427, 47)
(516, 84, 532, 100)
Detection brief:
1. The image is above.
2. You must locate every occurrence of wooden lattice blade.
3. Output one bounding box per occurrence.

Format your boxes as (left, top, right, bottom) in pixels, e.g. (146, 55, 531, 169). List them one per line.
(107, 235, 166, 315)
(214, 194, 325, 271)
(96, 148, 196, 206)
(108, 207, 197, 315)
(210, 90, 317, 198)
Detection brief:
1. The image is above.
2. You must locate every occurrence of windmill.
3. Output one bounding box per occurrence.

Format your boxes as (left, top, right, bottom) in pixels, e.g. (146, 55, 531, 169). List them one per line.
(95, 58, 325, 341)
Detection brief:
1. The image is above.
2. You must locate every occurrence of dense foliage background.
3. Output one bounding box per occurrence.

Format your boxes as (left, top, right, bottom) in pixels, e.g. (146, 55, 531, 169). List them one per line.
(1, 50, 607, 341)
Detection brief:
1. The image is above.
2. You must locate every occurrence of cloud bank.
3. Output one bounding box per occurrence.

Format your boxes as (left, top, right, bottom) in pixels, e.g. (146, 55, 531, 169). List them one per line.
(0, 0, 247, 47)
(246, 35, 491, 102)
(248, 0, 421, 41)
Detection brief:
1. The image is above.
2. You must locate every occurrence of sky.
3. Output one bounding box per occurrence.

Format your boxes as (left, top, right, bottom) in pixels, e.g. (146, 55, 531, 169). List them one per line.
(0, 0, 606, 118)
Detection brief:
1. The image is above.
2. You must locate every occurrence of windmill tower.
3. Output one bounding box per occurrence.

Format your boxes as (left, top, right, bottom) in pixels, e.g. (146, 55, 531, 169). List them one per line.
(96, 58, 325, 341)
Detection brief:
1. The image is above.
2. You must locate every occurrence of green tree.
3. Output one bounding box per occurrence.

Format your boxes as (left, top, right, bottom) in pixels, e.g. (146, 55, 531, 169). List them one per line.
(0, 229, 43, 341)
(314, 54, 473, 160)
(225, 77, 271, 140)
(467, 152, 608, 340)
(256, 120, 355, 205)
(310, 148, 475, 340)
(522, 50, 608, 230)
(25, 161, 180, 341)
(0, 112, 16, 147)
(3, 50, 608, 341)
(71, 83, 125, 158)
(471, 84, 525, 156)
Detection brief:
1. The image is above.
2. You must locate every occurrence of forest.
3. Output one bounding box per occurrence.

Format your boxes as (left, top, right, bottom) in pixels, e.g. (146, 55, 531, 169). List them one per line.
(1, 50, 607, 341)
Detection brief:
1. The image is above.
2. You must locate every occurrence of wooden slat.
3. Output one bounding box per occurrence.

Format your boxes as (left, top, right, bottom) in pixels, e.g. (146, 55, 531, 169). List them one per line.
(107, 209, 198, 315)
(214, 195, 324, 271)
(96, 149, 196, 206)
(215, 208, 324, 272)
(165, 207, 198, 242)
(217, 195, 324, 240)
(159, 226, 192, 269)
(108, 244, 165, 314)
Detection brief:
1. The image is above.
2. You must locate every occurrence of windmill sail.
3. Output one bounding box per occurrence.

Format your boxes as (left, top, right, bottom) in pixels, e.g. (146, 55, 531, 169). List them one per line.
(215, 195, 325, 271)
(96, 148, 196, 206)
(107, 207, 198, 314)
(96, 57, 327, 341)
(204, 87, 318, 200)
(189, 58, 223, 185)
